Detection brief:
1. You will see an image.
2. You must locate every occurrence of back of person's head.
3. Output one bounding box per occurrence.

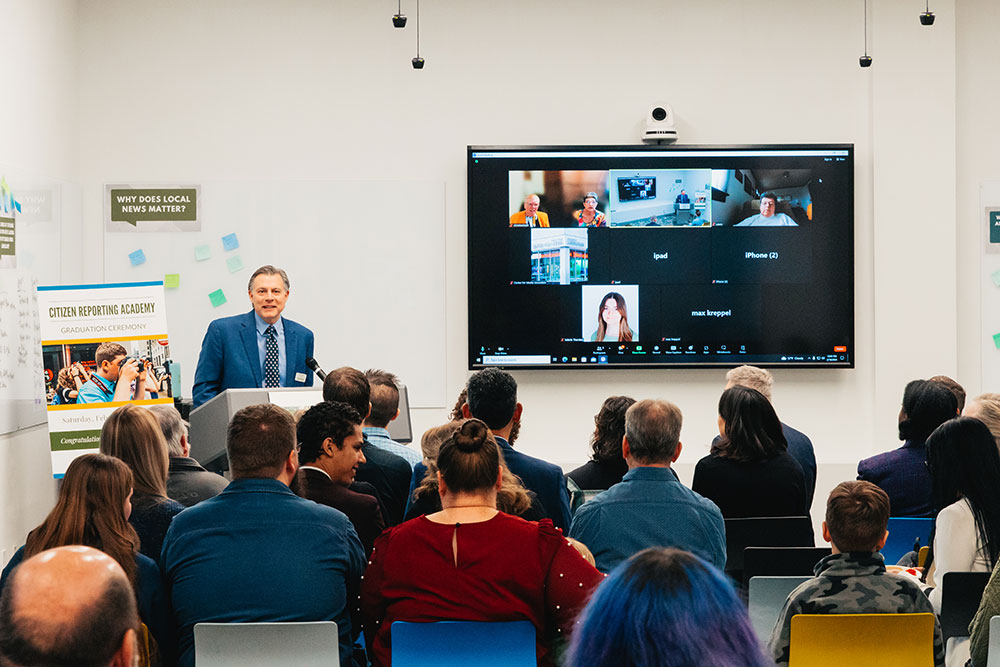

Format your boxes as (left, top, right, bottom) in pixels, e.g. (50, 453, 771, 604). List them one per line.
(926, 417, 1000, 565)
(364, 369, 400, 428)
(322, 367, 369, 421)
(420, 421, 461, 462)
(591, 396, 636, 464)
(449, 387, 468, 422)
(824, 481, 890, 552)
(94, 342, 127, 367)
(147, 404, 187, 457)
(713, 386, 786, 463)
(724, 365, 773, 401)
(929, 375, 965, 412)
(226, 403, 296, 479)
(565, 547, 769, 667)
(465, 368, 517, 430)
(23, 453, 139, 589)
(966, 393, 1000, 446)
(56, 367, 74, 391)
(437, 419, 500, 494)
(623, 399, 683, 465)
(899, 379, 958, 443)
(99, 404, 169, 498)
(0, 545, 139, 667)
(296, 401, 362, 465)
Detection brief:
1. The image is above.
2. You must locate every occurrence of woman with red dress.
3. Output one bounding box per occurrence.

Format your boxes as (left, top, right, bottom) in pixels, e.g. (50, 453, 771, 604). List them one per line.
(360, 418, 603, 666)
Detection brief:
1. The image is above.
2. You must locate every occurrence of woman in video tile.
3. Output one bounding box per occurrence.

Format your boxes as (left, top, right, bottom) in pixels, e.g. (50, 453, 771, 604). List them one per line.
(590, 292, 634, 342)
(573, 192, 607, 227)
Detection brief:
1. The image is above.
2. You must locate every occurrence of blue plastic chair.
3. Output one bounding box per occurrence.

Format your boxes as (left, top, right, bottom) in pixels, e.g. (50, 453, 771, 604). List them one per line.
(882, 517, 934, 566)
(391, 620, 536, 667)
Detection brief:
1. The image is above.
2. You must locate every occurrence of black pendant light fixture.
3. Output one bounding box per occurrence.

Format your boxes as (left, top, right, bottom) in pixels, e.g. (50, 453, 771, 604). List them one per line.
(411, 0, 425, 68)
(393, 0, 407, 28)
(859, 0, 872, 67)
(920, 0, 936, 25)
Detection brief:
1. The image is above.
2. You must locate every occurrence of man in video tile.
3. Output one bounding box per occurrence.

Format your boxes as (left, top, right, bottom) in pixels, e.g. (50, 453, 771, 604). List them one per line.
(509, 194, 550, 227)
(735, 192, 798, 227)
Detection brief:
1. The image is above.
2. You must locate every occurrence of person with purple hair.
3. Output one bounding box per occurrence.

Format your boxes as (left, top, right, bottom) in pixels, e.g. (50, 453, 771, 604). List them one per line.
(565, 547, 771, 667)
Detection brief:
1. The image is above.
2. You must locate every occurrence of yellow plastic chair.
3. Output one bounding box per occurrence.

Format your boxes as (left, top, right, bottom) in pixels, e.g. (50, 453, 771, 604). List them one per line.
(918, 545, 930, 568)
(788, 613, 936, 666)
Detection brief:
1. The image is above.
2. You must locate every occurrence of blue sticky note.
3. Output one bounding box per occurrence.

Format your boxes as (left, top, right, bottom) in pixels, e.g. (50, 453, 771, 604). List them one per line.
(222, 233, 239, 252)
(128, 249, 146, 266)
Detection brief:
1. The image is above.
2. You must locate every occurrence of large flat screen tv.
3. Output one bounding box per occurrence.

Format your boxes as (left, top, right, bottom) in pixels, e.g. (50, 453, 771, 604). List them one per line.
(467, 144, 854, 369)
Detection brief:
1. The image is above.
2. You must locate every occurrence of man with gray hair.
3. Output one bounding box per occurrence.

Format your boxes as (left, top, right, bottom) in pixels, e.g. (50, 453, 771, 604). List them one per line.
(722, 365, 817, 511)
(569, 399, 725, 573)
(0, 545, 139, 667)
(149, 404, 228, 507)
(192, 264, 315, 407)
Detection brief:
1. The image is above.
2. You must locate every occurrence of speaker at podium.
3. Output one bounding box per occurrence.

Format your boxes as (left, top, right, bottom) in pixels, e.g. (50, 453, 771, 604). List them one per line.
(189, 385, 413, 472)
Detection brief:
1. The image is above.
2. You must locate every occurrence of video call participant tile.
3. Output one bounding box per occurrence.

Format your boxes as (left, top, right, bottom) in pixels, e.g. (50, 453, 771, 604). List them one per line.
(710, 228, 813, 285)
(655, 285, 763, 342)
(607, 229, 712, 285)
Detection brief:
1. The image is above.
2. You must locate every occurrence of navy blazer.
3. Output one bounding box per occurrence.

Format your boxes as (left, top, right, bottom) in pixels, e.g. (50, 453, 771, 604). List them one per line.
(192, 311, 314, 408)
(857, 440, 934, 517)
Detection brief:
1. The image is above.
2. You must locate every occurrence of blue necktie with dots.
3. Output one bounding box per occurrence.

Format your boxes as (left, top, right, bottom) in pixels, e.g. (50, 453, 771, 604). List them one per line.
(263, 324, 279, 387)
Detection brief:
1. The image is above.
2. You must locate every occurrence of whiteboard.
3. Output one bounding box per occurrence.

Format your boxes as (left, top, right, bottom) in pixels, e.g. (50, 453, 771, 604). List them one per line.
(104, 180, 447, 407)
(0, 177, 73, 435)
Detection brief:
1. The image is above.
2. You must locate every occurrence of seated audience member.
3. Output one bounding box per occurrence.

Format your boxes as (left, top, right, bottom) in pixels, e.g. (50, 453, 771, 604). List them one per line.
(566, 395, 635, 491)
(963, 392, 1000, 449)
(405, 420, 545, 522)
(462, 368, 572, 530)
(360, 419, 602, 667)
(324, 366, 411, 526)
(565, 548, 770, 667)
(570, 399, 725, 573)
(0, 454, 171, 661)
(161, 404, 365, 667)
(362, 368, 422, 468)
(768, 481, 944, 666)
(0, 546, 140, 667)
(923, 418, 1000, 614)
(969, 557, 1000, 666)
(857, 379, 957, 517)
(930, 374, 966, 413)
(77, 342, 148, 404)
(295, 400, 385, 556)
(693, 386, 806, 518)
(720, 365, 817, 510)
(100, 404, 186, 562)
(148, 404, 227, 507)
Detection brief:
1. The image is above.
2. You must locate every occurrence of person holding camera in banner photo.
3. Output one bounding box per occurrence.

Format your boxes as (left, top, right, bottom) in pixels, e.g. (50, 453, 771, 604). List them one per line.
(76, 342, 150, 404)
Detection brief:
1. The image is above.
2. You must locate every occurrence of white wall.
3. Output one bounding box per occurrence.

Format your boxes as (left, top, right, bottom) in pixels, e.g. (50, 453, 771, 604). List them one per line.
(1, 0, 980, 551)
(0, 0, 79, 560)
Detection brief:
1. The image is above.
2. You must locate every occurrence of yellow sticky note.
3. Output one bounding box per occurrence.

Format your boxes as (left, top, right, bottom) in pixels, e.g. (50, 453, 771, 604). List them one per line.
(164, 274, 180, 289)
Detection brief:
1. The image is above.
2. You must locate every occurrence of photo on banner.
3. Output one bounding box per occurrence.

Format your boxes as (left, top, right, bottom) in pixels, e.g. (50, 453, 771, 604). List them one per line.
(36, 280, 173, 477)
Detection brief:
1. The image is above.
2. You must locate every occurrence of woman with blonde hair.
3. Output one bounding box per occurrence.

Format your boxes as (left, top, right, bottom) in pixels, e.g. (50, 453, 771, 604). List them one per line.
(0, 453, 172, 662)
(965, 393, 1000, 450)
(100, 403, 185, 561)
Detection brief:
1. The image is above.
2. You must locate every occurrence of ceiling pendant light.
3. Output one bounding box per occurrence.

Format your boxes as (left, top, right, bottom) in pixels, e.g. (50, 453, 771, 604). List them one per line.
(920, 0, 936, 25)
(411, 0, 425, 69)
(859, 0, 872, 67)
(393, 0, 407, 28)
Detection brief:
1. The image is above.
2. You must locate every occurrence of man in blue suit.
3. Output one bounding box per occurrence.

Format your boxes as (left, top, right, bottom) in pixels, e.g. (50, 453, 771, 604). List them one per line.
(192, 265, 314, 408)
(462, 368, 573, 531)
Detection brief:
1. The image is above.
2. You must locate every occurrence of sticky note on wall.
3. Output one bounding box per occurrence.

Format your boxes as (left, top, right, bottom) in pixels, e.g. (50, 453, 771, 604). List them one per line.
(164, 273, 180, 288)
(208, 289, 226, 307)
(222, 233, 239, 251)
(128, 249, 146, 266)
(226, 255, 244, 273)
(993, 333, 1000, 350)
(194, 244, 211, 261)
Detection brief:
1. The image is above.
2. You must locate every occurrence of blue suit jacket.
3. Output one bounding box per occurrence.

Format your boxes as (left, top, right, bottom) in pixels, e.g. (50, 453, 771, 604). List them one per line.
(857, 440, 934, 517)
(192, 311, 314, 408)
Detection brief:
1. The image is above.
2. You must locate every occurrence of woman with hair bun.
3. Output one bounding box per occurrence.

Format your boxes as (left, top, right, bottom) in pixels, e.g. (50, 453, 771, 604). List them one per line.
(565, 547, 770, 667)
(360, 419, 603, 667)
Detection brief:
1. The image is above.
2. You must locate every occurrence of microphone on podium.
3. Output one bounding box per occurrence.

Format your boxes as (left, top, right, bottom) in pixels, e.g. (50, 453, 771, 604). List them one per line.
(305, 357, 327, 381)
